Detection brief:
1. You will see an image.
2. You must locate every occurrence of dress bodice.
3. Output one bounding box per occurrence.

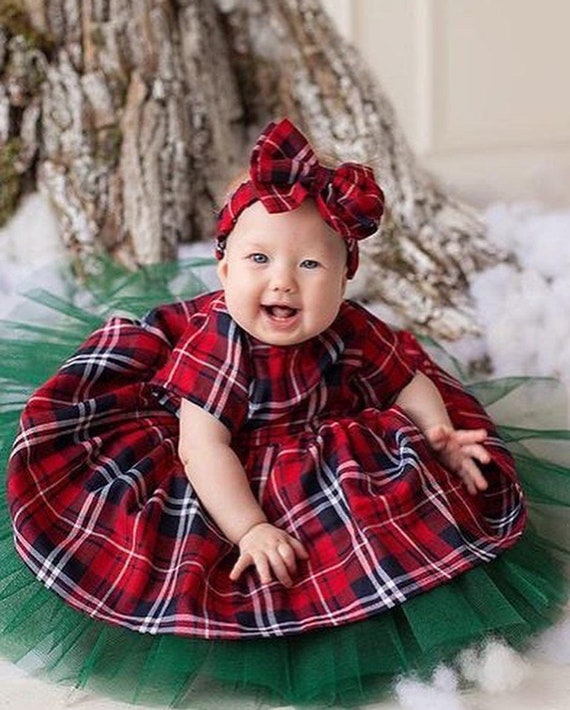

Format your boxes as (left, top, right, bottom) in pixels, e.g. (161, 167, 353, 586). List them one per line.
(151, 291, 417, 439)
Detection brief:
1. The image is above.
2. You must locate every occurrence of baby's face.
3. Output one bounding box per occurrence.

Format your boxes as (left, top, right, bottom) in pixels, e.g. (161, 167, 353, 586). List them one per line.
(218, 200, 348, 346)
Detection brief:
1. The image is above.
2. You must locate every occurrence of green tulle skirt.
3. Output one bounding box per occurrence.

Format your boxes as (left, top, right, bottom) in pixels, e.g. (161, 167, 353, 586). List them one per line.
(1, 259, 570, 708)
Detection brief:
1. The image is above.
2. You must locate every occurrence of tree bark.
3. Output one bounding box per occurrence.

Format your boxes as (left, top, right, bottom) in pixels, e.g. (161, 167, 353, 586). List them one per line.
(0, 5, 46, 226)
(0, 0, 509, 339)
(1, 0, 245, 268)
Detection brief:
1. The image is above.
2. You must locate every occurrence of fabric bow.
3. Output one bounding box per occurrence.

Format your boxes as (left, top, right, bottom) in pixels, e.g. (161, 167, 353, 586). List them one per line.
(215, 119, 385, 279)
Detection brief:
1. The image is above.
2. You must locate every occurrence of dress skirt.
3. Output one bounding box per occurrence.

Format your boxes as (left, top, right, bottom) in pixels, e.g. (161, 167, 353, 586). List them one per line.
(1, 260, 569, 708)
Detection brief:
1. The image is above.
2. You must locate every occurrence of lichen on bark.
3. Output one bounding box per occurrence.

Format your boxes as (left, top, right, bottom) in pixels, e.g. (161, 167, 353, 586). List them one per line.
(0, 136, 22, 225)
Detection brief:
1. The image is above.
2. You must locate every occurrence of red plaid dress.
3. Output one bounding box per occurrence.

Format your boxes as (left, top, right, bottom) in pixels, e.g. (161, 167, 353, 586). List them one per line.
(7, 291, 526, 639)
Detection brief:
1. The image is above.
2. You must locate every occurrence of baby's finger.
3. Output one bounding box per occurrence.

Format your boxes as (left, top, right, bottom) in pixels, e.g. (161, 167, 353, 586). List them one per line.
(277, 542, 298, 576)
(455, 429, 488, 445)
(267, 550, 293, 587)
(288, 536, 309, 560)
(462, 443, 491, 465)
(457, 467, 477, 496)
(461, 460, 488, 494)
(464, 473, 479, 496)
(230, 552, 253, 581)
(254, 554, 273, 585)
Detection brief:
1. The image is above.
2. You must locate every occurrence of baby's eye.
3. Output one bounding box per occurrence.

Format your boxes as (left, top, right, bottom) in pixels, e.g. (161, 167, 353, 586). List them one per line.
(300, 259, 320, 269)
(248, 253, 268, 264)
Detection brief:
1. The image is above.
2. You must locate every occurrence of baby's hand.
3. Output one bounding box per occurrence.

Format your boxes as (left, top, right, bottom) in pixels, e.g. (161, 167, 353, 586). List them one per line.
(425, 425, 490, 495)
(230, 522, 309, 587)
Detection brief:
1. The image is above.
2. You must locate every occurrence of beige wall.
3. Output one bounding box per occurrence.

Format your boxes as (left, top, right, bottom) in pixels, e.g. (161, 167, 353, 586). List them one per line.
(323, 0, 570, 205)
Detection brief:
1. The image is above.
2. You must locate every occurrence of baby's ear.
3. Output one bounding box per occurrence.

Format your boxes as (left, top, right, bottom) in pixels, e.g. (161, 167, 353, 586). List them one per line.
(341, 268, 348, 296)
(217, 257, 228, 286)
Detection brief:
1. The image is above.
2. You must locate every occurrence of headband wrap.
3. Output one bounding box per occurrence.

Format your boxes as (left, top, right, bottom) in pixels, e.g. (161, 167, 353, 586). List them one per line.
(215, 119, 384, 278)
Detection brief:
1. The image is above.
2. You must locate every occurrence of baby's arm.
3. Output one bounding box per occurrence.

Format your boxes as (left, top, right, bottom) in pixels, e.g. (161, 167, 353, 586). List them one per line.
(394, 371, 489, 494)
(178, 399, 308, 586)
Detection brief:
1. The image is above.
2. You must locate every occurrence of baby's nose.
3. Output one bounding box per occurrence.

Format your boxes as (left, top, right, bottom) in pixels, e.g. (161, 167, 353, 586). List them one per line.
(270, 267, 296, 292)
(271, 281, 293, 293)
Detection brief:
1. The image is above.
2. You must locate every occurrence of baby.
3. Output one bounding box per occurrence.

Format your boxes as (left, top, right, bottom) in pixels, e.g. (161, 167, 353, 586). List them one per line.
(179, 119, 489, 588)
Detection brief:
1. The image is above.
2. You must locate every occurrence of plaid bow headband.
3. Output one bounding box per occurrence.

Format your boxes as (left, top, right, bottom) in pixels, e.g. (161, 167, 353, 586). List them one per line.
(215, 119, 384, 279)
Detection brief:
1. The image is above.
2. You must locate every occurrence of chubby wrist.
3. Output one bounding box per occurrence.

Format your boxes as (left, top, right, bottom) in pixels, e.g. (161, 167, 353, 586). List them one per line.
(425, 422, 453, 438)
(231, 516, 268, 546)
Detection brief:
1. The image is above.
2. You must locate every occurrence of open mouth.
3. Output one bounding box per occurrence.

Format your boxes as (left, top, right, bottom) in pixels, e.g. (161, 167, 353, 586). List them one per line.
(262, 305, 299, 320)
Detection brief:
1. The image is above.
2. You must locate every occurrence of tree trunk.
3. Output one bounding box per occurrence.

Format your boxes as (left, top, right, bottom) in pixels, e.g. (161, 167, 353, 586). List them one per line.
(1, 0, 245, 268)
(0, 0, 509, 339)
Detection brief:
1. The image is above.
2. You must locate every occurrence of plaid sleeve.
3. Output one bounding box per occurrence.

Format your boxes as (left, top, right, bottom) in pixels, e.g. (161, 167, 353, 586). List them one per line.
(152, 305, 250, 434)
(348, 302, 416, 407)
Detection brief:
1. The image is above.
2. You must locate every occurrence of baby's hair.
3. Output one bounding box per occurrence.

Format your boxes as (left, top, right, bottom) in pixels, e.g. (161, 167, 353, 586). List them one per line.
(218, 169, 250, 209)
(314, 150, 340, 170)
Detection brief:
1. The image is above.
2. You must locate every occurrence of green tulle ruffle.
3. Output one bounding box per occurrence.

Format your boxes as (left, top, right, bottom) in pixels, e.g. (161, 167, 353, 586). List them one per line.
(1, 258, 570, 708)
